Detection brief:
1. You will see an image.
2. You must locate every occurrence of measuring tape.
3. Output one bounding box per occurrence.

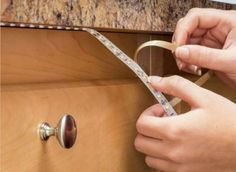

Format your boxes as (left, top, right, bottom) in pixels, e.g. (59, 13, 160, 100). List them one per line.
(1, 22, 213, 116)
(0, 22, 177, 116)
(82, 28, 177, 116)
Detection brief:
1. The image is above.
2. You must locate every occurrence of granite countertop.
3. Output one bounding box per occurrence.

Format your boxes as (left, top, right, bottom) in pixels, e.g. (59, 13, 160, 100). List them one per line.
(1, 0, 234, 32)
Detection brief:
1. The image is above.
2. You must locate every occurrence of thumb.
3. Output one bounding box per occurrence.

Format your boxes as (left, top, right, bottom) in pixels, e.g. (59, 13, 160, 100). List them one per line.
(175, 45, 231, 71)
(149, 75, 209, 107)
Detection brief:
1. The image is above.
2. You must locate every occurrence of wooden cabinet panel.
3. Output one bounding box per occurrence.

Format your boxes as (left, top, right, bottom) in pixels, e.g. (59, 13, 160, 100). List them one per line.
(1, 28, 139, 84)
(1, 28, 174, 85)
(1, 27, 166, 172)
(1, 80, 156, 172)
(2, 27, 235, 172)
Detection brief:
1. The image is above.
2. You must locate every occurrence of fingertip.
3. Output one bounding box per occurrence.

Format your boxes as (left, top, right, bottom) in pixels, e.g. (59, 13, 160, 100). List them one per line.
(175, 46, 189, 60)
(175, 31, 188, 45)
(142, 104, 165, 117)
(152, 104, 165, 117)
(148, 76, 162, 84)
(154, 110, 165, 117)
(174, 18, 184, 44)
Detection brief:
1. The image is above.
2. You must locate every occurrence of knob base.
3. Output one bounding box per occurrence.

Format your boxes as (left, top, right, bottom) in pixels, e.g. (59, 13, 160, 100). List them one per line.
(39, 122, 55, 140)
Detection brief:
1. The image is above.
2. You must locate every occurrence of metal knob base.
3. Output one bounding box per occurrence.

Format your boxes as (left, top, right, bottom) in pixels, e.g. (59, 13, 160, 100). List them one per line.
(39, 115, 77, 149)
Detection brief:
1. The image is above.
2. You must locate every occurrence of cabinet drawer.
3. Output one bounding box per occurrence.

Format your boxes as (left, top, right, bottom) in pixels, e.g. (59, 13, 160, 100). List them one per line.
(1, 28, 163, 172)
(1, 80, 155, 172)
(2, 27, 235, 172)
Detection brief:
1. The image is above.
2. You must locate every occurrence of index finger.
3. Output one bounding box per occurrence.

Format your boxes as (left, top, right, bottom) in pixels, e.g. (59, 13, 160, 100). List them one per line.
(174, 8, 231, 46)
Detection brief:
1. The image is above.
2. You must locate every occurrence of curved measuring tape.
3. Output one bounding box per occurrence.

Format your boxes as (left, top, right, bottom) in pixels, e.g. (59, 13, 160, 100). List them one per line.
(134, 40, 202, 76)
(82, 28, 177, 116)
(135, 40, 213, 108)
(134, 40, 178, 63)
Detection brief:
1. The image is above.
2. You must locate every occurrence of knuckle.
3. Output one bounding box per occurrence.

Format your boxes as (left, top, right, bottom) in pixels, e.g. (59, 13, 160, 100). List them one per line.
(136, 118, 142, 133)
(188, 8, 200, 15)
(169, 75, 183, 84)
(166, 150, 179, 162)
(136, 116, 146, 134)
(167, 123, 185, 140)
(167, 75, 187, 90)
(167, 144, 190, 163)
(176, 17, 184, 26)
(166, 149, 185, 163)
(201, 46, 209, 58)
(198, 46, 213, 66)
(134, 135, 142, 150)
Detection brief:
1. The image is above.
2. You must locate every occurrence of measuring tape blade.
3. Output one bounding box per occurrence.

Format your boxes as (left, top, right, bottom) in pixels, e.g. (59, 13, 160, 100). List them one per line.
(82, 28, 177, 116)
(1, 22, 213, 116)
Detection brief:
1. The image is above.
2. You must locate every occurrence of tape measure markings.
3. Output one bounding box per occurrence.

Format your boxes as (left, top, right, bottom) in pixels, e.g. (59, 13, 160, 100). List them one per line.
(82, 28, 177, 117)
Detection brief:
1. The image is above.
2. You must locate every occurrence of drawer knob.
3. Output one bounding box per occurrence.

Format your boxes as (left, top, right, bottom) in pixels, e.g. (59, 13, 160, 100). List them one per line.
(39, 115, 77, 149)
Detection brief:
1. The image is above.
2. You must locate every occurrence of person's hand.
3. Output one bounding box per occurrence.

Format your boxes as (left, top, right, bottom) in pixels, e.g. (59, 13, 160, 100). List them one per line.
(134, 75, 236, 172)
(173, 8, 236, 88)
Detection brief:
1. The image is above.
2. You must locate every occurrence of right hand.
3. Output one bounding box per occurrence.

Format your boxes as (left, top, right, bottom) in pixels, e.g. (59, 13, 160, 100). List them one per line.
(135, 75, 236, 172)
(173, 8, 236, 89)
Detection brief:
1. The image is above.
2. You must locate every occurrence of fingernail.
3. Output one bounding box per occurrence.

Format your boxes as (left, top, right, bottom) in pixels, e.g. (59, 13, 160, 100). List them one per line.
(195, 67, 202, 76)
(148, 76, 162, 83)
(193, 65, 202, 76)
(176, 60, 183, 70)
(179, 63, 183, 70)
(182, 65, 201, 76)
(189, 65, 198, 73)
(175, 47, 189, 59)
(197, 69, 202, 76)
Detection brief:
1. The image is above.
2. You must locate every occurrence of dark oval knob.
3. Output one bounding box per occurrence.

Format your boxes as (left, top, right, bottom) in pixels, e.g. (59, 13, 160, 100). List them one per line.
(39, 114, 77, 149)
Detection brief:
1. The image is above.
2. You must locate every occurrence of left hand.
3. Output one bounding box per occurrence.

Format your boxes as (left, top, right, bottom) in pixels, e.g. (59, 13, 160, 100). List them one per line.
(134, 75, 236, 172)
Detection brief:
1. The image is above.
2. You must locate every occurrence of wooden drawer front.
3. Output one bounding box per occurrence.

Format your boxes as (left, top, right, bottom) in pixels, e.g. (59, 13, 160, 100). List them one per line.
(3, 27, 235, 172)
(1, 28, 178, 85)
(1, 81, 155, 172)
(1, 27, 169, 172)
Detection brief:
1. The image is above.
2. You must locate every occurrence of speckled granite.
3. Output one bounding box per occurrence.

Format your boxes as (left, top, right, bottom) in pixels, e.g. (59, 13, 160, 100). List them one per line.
(1, 0, 235, 32)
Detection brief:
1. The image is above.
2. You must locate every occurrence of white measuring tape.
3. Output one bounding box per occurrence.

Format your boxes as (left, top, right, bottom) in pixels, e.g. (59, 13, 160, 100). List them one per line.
(82, 28, 177, 116)
(1, 22, 212, 116)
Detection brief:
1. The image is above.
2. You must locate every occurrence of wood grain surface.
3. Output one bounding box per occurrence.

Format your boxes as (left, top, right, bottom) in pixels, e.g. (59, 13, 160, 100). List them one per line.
(1, 27, 162, 172)
(1, 79, 156, 172)
(1, 28, 137, 84)
(1, 28, 175, 85)
(1, 27, 235, 172)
